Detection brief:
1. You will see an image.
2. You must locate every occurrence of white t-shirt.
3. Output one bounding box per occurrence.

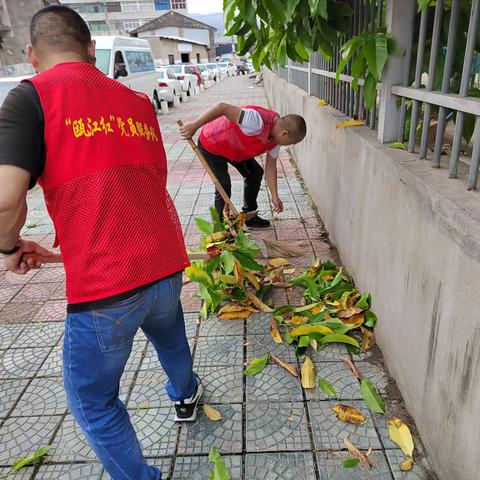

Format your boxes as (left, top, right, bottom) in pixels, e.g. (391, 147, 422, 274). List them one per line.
(238, 108, 281, 158)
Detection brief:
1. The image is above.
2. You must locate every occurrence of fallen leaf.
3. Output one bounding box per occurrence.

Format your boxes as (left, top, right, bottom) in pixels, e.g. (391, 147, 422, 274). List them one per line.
(270, 318, 283, 344)
(247, 291, 273, 312)
(218, 303, 255, 320)
(321, 334, 360, 347)
(318, 378, 337, 398)
(185, 264, 212, 286)
(271, 355, 298, 377)
(135, 401, 150, 414)
(267, 258, 290, 269)
(336, 119, 366, 129)
(204, 404, 222, 421)
(340, 355, 363, 380)
(246, 271, 260, 290)
(309, 339, 318, 351)
(233, 258, 244, 286)
(360, 378, 385, 414)
(263, 268, 283, 284)
(310, 305, 324, 315)
(35, 323, 45, 332)
(388, 417, 414, 457)
(301, 356, 315, 389)
(361, 327, 375, 350)
(341, 313, 365, 325)
(1, 445, 51, 477)
(285, 315, 309, 326)
(284, 267, 296, 275)
(207, 245, 222, 258)
(290, 324, 333, 337)
(205, 231, 229, 243)
(322, 274, 334, 281)
(218, 274, 237, 284)
(343, 437, 372, 470)
(337, 306, 363, 318)
(244, 353, 270, 376)
(400, 456, 414, 471)
(389, 141, 407, 150)
(342, 458, 360, 469)
(332, 404, 367, 424)
(317, 98, 327, 106)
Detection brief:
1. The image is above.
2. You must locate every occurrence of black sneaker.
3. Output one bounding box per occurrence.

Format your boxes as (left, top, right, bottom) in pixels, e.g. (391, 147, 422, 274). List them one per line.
(245, 215, 271, 228)
(174, 381, 204, 422)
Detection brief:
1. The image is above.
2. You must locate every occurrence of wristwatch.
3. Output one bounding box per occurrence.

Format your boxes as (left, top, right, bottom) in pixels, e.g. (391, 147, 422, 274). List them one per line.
(0, 240, 21, 255)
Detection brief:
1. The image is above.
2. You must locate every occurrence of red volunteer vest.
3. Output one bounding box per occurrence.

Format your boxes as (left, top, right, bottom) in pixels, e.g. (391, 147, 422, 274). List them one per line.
(27, 62, 189, 304)
(199, 105, 279, 162)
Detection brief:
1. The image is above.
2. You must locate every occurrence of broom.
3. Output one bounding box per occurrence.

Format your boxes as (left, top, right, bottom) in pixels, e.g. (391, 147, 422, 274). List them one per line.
(263, 239, 306, 258)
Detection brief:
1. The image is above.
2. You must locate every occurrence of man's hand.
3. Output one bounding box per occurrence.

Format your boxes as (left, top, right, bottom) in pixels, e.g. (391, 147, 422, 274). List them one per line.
(272, 195, 284, 213)
(3, 239, 53, 274)
(179, 121, 199, 139)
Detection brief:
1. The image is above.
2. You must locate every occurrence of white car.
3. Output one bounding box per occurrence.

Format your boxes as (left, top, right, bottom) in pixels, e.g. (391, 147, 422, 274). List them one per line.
(197, 64, 212, 82)
(169, 65, 197, 94)
(156, 67, 182, 103)
(207, 63, 220, 81)
(0, 75, 33, 107)
(216, 62, 231, 78)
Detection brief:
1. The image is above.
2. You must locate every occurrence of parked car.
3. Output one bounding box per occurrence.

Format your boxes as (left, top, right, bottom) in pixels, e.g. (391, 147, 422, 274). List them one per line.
(169, 64, 197, 94)
(94, 36, 162, 113)
(216, 62, 231, 77)
(236, 62, 249, 75)
(185, 64, 204, 86)
(156, 67, 182, 103)
(207, 63, 220, 81)
(0, 75, 33, 107)
(197, 64, 213, 82)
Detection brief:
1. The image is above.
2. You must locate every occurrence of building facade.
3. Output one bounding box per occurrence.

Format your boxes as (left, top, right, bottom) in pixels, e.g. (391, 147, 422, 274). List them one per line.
(0, 0, 59, 69)
(60, 0, 188, 36)
(148, 36, 208, 65)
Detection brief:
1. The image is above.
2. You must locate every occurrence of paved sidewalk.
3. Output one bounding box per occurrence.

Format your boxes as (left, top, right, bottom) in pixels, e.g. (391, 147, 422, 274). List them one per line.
(0, 75, 435, 479)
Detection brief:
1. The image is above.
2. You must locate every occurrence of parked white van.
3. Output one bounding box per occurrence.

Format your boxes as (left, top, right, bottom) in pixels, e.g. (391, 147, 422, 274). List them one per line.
(94, 36, 163, 113)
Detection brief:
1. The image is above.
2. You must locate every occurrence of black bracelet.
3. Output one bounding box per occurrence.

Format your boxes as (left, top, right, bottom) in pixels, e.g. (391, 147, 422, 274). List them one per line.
(0, 240, 21, 255)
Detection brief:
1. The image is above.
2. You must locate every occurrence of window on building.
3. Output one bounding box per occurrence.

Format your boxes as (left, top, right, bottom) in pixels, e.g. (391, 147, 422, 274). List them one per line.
(107, 2, 122, 12)
(89, 21, 109, 32)
(154, 0, 170, 10)
(121, 1, 154, 12)
(121, 2, 138, 12)
(181, 53, 189, 63)
(168, 54, 175, 65)
(171, 0, 187, 9)
(196, 53, 200, 63)
(86, 3, 106, 13)
(138, 1, 155, 11)
(124, 19, 142, 30)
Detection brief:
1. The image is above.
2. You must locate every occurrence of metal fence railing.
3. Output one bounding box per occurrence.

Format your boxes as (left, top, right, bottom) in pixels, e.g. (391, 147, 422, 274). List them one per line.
(275, 0, 480, 191)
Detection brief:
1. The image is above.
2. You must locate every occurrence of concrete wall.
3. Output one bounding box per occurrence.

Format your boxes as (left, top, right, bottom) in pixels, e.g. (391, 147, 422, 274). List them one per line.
(264, 68, 480, 480)
(147, 37, 208, 64)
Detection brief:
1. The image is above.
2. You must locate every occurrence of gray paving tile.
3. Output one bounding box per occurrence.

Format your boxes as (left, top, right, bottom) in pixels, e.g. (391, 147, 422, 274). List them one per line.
(247, 334, 299, 363)
(193, 336, 243, 368)
(0, 324, 26, 349)
(312, 343, 349, 362)
(36, 346, 62, 377)
(34, 462, 103, 479)
(49, 415, 96, 462)
(386, 449, 432, 480)
(0, 466, 33, 479)
(245, 401, 311, 452)
(246, 312, 281, 335)
(131, 407, 179, 457)
(198, 314, 244, 337)
(177, 403, 242, 455)
(196, 365, 244, 404)
(0, 347, 52, 379)
(126, 368, 169, 409)
(11, 377, 66, 417)
(0, 415, 61, 465)
(11, 323, 63, 348)
(316, 450, 393, 479)
(101, 457, 171, 479)
(308, 400, 381, 450)
(246, 364, 302, 402)
(172, 455, 241, 480)
(0, 379, 30, 418)
(245, 452, 316, 480)
(125, 340, 147, 372)
(183, 312, 199, 338)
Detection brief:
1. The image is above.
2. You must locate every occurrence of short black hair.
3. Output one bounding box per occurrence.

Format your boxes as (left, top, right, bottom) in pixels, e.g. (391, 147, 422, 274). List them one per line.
(283, 114, 307, 141)
(30, 5, 91, 54)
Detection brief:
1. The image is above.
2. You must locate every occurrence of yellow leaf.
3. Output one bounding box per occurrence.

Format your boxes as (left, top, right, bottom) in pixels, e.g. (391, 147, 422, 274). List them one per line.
(233, 258, 244, 287)
(185, 264, 212, 286)
(322, 274, 334, 281)
(309, 339, 318, 351)
(204, 404, 222, 421)
(247, 291, 273, 312)
(400, 456, 414, 471)
(271, 355, 298, 377)
(317, 98, 327, 106)
(218, 274, 237, 285)
(301, 356, 315, 389)
(290, 324, 333, 337)
(263, 268, 283, 284)
(205, 231, 229, 243)
(337, 306, 363, 319)
(310, 305, 324, 315)
(341, 313, 364, 326)
(285, 315, 309, 326)
(388, 418, 414, 457)
(270, 318, 283, 344)
(326, 300, 341, 307)
(340, 355, 363, 380)
(343, 437, 372, 470)
(267, 258, 289, 270)
(246, 270, 260, 290)
(218, 303, 255, 320)
(336, 119, 366, 129)
(361, 326, 375, 350)
(332, 404, 367, 424)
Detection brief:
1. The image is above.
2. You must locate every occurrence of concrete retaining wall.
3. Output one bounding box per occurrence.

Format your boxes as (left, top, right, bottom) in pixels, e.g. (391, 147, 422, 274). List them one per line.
(264, 68, 480, 480)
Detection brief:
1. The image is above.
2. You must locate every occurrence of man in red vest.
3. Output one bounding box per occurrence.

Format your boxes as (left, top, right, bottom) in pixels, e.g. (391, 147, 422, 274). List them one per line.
(180, 103, 306, 227)
(0, 6, 201, 479)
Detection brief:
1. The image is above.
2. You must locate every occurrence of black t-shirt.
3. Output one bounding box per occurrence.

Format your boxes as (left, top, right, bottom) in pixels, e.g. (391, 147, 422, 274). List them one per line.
(0, 82, 156, 312)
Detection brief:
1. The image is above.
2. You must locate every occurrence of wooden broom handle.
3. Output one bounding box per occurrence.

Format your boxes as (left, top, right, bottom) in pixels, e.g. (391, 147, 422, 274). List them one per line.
(177, 120, 239, 216)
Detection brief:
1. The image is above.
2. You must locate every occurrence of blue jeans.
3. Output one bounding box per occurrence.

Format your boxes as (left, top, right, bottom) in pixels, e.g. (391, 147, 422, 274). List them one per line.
(63, 272, 196, 480)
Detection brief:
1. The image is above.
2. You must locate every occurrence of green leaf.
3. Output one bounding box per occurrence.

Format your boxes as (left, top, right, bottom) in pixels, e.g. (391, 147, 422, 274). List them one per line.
(221, 250, 235, 275)
(35, 323, 45, 332)
(389, 142, 407, 150)
(364, 311, 377, 328)
(355, 292, 371, 310)
(336, 36, 363, 81)
(321, 334, 360, 348)
(208, 447, 231, 480)
(185, 263, 212, 286)
(330, 268, 344, 287)
(195, 217, 214, 235)
(232, 251, 263, 271)
(294, 39, 310, 62)
(343, 458, 360, 469)
(350, 52, 365, 91)
(244, 353, 270, 376)
(318, 378, 337, 398)
(360, 378, 386, 414)
(285, 0, 301, 21)
(362, 38, 378, 77)
(374, 34, 388, 79)
(5, 445, 51, 475)
(363, 73, 377, 110)
(263, 0, 285, 24)
(298, 335, 310, 348)
(315, 0, 328, 19)
(417, 0, 433, 11)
